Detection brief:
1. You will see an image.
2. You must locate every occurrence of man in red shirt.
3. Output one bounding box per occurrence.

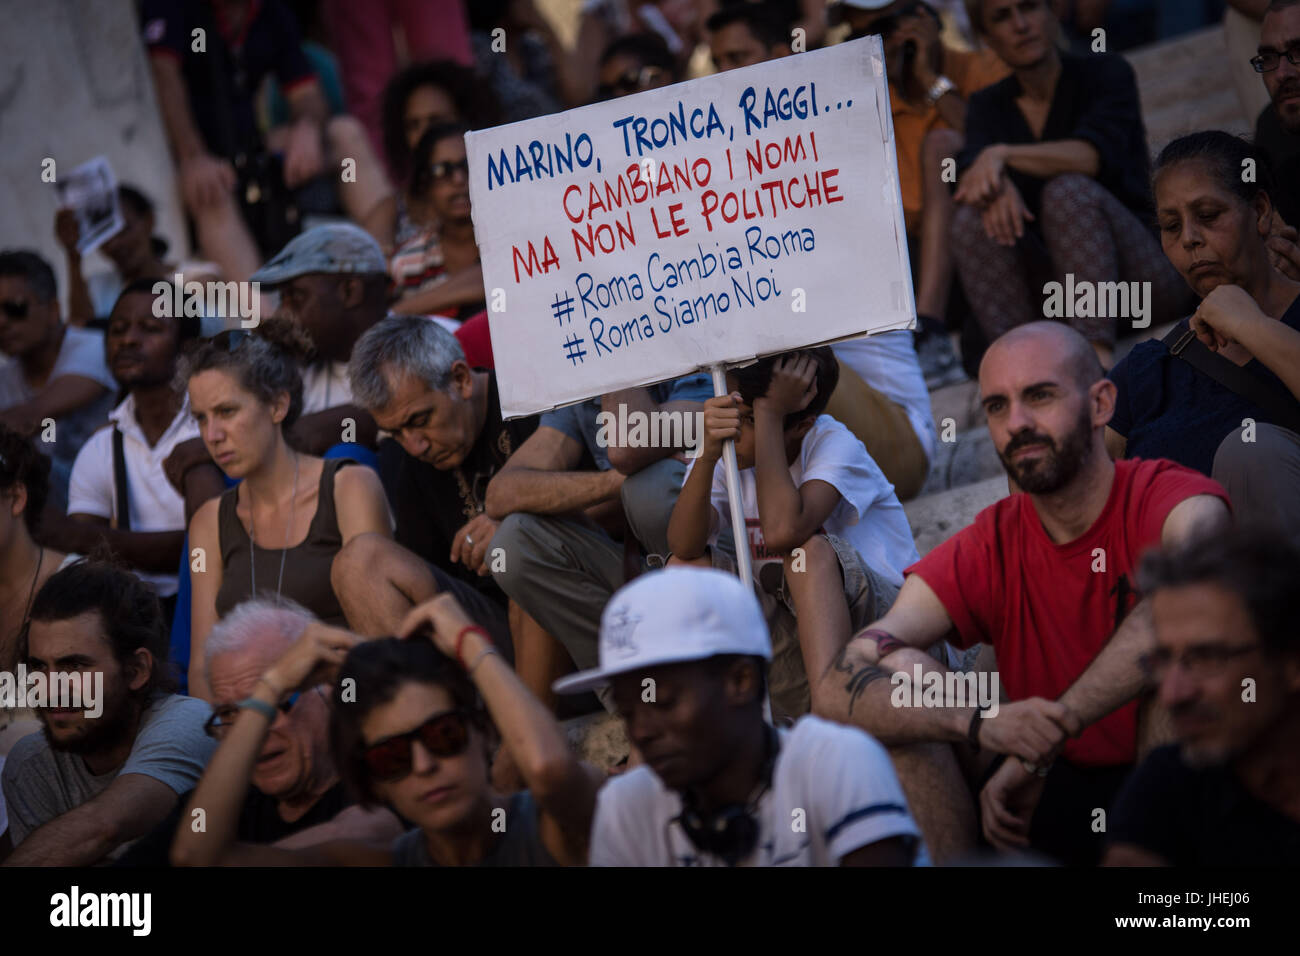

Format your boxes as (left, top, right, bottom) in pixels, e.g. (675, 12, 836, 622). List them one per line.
(816, 322, 1231, 865)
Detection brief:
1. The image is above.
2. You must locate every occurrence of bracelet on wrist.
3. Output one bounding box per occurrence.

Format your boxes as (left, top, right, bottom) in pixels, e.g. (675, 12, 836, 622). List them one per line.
(237, 697, 278, 721)
(467, 646, 499, 675)
(454, 625, 491, 669)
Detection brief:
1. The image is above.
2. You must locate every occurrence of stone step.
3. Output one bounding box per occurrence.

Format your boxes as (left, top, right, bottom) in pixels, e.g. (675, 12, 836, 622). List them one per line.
(904, 474, 1009, 557)
(564, 710, 629, 770)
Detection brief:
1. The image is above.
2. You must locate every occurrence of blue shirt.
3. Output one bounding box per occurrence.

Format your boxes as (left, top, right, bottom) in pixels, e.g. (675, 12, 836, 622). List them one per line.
(538, 374, 714, 471)
(1108, 295, 1300, 475)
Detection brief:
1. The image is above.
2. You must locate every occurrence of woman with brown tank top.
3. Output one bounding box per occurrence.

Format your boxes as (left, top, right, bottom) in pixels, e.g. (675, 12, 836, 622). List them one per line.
(181, 322, 392, 701)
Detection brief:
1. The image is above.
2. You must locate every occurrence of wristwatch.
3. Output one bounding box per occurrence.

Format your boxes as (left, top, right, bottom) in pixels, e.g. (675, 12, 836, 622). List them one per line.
(926, 75, 956, 106)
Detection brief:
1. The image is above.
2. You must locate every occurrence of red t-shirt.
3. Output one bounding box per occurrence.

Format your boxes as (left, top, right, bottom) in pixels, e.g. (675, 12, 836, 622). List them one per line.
(907, 458, 1228, 766)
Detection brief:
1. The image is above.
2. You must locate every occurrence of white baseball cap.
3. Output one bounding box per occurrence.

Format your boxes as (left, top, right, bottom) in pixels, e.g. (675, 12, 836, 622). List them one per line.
(552, 568, 771, 695)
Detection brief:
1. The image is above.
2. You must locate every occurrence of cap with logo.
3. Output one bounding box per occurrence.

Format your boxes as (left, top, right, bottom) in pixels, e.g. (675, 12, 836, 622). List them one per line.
(552, 568, 771, 695)
(250, 223, 387, 287)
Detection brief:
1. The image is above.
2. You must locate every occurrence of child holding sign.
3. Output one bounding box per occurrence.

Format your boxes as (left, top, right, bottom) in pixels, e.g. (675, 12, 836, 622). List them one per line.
(667, 348, 919, 721)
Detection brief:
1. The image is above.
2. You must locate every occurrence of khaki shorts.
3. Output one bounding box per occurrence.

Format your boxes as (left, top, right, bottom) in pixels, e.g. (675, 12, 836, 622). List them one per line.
(712, 533, 900, 722)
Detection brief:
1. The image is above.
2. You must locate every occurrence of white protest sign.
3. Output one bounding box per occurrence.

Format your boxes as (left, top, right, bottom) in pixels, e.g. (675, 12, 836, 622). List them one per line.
(467, 36, 913, 419)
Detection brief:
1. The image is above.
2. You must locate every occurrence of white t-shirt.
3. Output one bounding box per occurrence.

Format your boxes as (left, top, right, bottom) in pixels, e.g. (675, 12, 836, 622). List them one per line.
(692, 415, 919, 589)
(66, 394, 198, 597)
(301, 360, 353, 415)
(590, 716, 927, 866)
(832, 330, 937, 465)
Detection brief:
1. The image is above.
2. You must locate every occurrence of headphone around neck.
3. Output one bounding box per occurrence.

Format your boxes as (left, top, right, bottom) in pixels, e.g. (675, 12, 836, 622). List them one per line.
(672, 724, 780, 866)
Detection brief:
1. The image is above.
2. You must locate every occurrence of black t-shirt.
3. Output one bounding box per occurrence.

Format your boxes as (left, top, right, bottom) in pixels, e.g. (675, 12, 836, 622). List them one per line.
(958, 52, 1152, 220)
(1255, 103, 1300, 231)
(1109, 745, 1300, 865)
(378, 372, 538, 603)
(115, 782, 353, 866)
(140, 0, 315, 160)
(1108, 294, 1300, 474)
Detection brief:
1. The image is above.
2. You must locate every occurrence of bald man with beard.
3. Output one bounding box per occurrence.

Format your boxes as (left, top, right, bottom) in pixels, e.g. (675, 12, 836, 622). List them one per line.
(815, 322, 1233, 865)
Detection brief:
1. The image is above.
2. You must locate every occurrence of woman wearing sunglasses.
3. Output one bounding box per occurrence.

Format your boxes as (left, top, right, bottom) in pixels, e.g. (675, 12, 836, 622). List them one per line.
(388, 123, 487, 322)
(172, 592, 601, 866)
(183, 320, 393, 701)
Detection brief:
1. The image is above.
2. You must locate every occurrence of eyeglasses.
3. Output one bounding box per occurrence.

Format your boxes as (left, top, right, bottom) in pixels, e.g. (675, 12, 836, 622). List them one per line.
(430, 158, 470, 181)
(1250, 47, 1300, 72)
(361, 709, 472, 782)
(1140, 643, 1260, 683)
(597, 66, 665, 100)
(1, 300, 31, 320)
(204, 692, 301, 739)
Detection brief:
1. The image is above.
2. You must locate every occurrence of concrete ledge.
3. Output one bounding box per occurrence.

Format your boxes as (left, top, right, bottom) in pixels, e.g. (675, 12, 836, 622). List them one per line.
(905, 474, 1008, 557)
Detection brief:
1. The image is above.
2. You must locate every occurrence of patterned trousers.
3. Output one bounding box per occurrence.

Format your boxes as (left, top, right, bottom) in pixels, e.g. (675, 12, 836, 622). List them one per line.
(951, 173, 1191, 347)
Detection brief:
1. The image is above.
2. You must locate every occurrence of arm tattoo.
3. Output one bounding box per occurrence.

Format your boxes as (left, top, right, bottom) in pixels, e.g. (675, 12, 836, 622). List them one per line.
(827, 645, 889, 717)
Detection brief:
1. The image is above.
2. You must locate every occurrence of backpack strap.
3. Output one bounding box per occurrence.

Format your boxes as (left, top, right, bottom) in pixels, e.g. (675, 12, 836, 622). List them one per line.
(1161, 320, 1300, 434)
(112, 427, 131, 532)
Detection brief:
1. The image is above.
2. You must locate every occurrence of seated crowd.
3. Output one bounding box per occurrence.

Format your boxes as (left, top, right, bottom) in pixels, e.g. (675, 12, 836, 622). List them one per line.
(0, 0, 1298, 867)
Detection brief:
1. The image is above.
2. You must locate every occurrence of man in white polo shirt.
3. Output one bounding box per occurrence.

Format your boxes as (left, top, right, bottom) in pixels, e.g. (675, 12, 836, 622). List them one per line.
(557, 568, 926, 867)
(45, 280, 225, 611)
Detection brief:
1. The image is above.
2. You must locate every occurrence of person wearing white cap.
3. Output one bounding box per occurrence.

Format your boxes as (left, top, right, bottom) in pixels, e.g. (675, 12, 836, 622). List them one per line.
(559, 568, 926, 866)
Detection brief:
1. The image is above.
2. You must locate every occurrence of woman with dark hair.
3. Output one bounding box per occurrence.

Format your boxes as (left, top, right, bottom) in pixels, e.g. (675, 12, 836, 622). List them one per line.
(951, 0, 1191, 368)
(170, 592, 600, 866)
(0, 426, 66, 752)
(377, 61, 501, 253)
(55, 185, 220, 327)
(1107, 131, 1300, 541)
(388, 123, 486, 320)
(181, 320, 392, 700)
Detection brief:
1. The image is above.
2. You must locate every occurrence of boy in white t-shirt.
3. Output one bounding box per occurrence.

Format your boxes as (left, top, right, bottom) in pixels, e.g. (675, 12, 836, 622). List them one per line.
(668, 347, 920, 720)
(555, 567, 926, 867)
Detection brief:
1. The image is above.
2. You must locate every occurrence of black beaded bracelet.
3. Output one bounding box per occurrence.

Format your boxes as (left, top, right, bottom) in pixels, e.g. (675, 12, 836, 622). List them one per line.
(967, 706, 987, 747)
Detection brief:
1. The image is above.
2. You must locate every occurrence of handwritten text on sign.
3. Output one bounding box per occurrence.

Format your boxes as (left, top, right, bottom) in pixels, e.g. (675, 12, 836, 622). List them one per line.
(467, 37, 913, 418)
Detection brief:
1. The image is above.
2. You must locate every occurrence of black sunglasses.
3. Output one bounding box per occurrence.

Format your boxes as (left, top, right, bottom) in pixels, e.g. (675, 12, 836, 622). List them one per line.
(362, 709, 472, 782)
(598, 65, 665, 100)
(204, 692, 301, 739)
(1251, 47, 1300, 73)
(430, 158, 470, 181)
(1, 299, 31, 320)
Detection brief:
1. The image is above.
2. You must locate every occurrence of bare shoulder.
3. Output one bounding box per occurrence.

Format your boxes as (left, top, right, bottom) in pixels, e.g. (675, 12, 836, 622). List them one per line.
(190, 494, 222, 538)
(333, 461, 386, 503)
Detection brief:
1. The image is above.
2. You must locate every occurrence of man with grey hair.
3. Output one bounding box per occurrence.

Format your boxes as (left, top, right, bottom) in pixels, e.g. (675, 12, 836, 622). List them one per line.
(332, 315, 538, 660)
(117, 597, 399, 865)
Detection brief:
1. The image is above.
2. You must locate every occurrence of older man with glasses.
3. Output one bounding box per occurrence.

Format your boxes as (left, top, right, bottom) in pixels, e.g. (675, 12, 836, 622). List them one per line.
(1105, 528, 1300, 866)
(115, 598, 401, 865)
(1252, 0, 1300, 282)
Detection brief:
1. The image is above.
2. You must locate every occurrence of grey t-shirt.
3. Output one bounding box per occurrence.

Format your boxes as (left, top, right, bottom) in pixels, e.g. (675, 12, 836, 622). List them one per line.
(0, 693, 215, 852)
(391, 790, 558, 867)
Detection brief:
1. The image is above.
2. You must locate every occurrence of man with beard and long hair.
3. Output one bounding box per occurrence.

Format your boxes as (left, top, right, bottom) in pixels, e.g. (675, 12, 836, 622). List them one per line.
(1105, 528, 1300, 865)
(815, 322, 1233, 866)
(0, 562, 214, 864)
